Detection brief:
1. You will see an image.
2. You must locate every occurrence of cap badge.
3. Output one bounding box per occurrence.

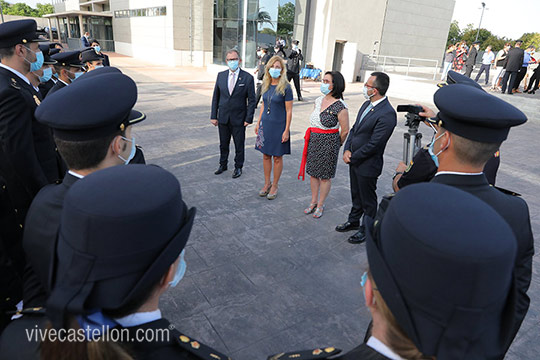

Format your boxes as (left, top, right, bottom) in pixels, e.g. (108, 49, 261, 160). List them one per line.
(191, 341, 200, 349)
(120, 123, 125, 131)
(312, 349, 323, 355)
(179, 335, 189, 343)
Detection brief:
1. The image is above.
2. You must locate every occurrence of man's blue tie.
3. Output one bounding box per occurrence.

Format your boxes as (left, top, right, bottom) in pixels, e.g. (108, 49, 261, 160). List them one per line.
(359, 103, 374, 124)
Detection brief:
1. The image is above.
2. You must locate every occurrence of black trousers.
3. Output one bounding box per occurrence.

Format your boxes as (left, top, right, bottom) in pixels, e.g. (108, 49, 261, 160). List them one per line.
(287, 71, 302, 99)
(218, 122, 246, 169)
(347, 165, 378, 225)
(475, 64, 491, 84)
(464, 64, 474, 77)
(526, 67, 540, 91)
(501, 70, 519, 94)
(255, 83, 262, 107)
(513, 67, 528, 90)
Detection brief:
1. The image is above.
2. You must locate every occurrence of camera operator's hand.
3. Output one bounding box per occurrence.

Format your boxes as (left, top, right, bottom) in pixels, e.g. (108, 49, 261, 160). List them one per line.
(343, 150, 352, 164)
(417, 104, 436, 119)
(396, 161, 408, 173)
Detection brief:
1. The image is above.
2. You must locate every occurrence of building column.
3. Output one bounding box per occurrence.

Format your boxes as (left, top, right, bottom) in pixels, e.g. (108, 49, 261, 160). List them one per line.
(78, 14, 84, 38)
(47, 18, 53, 41)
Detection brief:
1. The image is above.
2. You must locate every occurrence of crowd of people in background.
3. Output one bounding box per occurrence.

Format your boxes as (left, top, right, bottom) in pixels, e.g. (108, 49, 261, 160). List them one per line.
(442, 39, 538, 94)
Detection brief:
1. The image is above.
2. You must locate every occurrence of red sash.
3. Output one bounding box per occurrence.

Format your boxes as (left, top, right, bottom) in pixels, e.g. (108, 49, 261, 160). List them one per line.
(298, 127, 339, 181)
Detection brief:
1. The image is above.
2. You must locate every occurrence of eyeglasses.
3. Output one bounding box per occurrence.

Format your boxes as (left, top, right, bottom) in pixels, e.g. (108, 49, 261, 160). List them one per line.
(365, 84, 376, 89)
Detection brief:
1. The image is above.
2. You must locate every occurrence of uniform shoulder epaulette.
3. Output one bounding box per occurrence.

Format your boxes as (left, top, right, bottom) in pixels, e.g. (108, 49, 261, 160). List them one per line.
(492, 185, 521, 197)
(7, 306, 46, 316)
(267, 347, 341, 360)
(10, 77, 20, 90)
(174, 330, 231, 360)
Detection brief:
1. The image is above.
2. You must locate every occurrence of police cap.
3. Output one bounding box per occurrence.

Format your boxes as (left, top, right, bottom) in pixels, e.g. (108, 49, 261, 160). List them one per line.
(35, 72, 145, 141)
(366, 182, 516, 358)
(78, 65, 122, 80)
(440, 70, 483, 91)
(47, 165, 196, 327)
(39, 44, 57, 65)
(51, 50, 84, 68)
(433, 83, 527, 143)
(81, 47, 104, 63)
(0, 19, 45, 48)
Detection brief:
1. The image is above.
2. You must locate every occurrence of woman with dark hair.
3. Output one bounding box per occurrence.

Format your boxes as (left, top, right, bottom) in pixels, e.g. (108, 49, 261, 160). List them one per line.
(90, 39, 110, 66)
(298, 71, 349, 218)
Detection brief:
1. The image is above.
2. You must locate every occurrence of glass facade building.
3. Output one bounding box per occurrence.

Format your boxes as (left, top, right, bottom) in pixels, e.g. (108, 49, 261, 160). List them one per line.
(213, 0, 308, 68)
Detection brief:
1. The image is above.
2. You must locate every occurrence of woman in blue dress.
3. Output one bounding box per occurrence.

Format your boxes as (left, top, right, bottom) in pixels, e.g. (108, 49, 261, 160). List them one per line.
(254, 56, 293, 200)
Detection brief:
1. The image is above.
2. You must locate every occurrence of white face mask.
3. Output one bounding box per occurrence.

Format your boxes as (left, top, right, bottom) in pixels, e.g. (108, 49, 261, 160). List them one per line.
(363, 86, 375, 100)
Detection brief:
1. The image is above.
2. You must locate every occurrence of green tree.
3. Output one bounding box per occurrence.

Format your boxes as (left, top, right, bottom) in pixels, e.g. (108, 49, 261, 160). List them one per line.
(447, 20, 461, 46)
(518, 32, 540, 49)
(461, 28, 492, 47)
(36, 3, 55, 17)
(276, 3, 295, 41)
(5, 2, 38, 16)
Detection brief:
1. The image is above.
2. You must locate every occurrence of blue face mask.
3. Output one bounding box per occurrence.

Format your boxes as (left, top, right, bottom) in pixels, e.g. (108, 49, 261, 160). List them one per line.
(39, 67, 53, 83)
(24, 47, 44, 72)
(52, 72, 59, 79)
(269, 68, 281, 79)
(94, 65, 104, 70)
(94, 45, 101, 53)
(118, 135, 136, 164)
(227, 60, 239, 71)
(320, 83, 331, 95)
(169, 250, 187, 287)
(427, 132, 446, 167)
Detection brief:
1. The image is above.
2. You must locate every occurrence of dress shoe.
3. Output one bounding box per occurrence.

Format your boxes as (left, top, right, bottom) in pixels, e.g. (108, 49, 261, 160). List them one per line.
(335, 221, 359, 232)
(214, 165, 227, 175)
(232, 168, 242, 178)
(348, 230, 366, 244)
(298, 96, 304, 101)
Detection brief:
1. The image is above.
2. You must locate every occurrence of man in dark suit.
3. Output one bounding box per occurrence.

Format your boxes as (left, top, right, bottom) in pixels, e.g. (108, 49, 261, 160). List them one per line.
(287, 39, 304, 101)
(270, 183, 517, 360)
(211, 49, 256, 178)
(421, 83, 532, 357)
(501, 40, 524, 94)
(464, 41, 480, 77)
(49, 50, 84, 96)
(80, 31, 90, 48)
(0, 19, 65, 331)
(336, 72, 396, 244)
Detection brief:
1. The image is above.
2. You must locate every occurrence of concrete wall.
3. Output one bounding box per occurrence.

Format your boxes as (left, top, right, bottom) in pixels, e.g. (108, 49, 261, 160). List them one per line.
(379, 0, 455, 62)
(53, 0, 81, 12)
(3, 15, 49, 28)
(306, 0, 387, 74)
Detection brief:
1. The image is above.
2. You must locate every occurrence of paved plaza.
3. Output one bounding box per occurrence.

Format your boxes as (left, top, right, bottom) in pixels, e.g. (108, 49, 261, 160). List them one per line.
(113, 54, 540, 360)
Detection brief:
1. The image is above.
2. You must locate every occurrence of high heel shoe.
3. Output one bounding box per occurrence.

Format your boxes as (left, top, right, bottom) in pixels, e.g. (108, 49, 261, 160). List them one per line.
(304, 203, 317, 214)
(313, 205, 325, 219)
(259, 183, 272, 197)
(266, 185, 278, 200)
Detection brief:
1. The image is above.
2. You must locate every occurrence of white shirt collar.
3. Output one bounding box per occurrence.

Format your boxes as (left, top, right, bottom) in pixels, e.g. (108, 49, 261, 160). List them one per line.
(366, 336, 406, 360)
(0, 63, 31, 86)
(371, 96, 387, 108)
(435, 171, 483, 176)
(58, 79, 70, 86)
(67, 170, 85, 179)
(114, 309, 162, 328)
(229, 68, 240, 76)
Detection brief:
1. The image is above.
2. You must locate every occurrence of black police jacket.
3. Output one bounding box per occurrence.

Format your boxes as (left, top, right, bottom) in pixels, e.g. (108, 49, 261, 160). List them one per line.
(210, 69, 256, 126)
(344, 99, 397, 177)
(334, 344, 391, 359)
(504, 48, 525, 72)
(46, 79, 67, 97)
(257, 53, 271, 80)
(287, 49, 303, 74)
(431, 173, 533, 356)
(121, 318, 230, 360)
(465, 47, 478, 65)
(38, 79, 55, 99)
(22, 172, 80, 307)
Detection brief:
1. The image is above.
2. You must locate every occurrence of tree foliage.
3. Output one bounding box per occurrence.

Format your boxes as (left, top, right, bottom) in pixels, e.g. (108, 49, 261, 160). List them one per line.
(446, 20, 538, 52)
(0, 2, 54, 17)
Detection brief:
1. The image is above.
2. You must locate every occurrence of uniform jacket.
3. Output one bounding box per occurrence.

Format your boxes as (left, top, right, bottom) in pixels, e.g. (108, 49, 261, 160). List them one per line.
(22, 173, 79, 307)
(465, 46, 478, 65)
(431, 173, 533, 355)
(0, 309, 47, 359)
(38, 79, 55, 99)
(504, 48, 525, 72)
(47, 79, 67, 97)
(344, 98, 397, 177)
(257, 53, 271, 80)
(334, 344, 391, 360)
(287, 49, 303, 74)
(211, 69, 256, 126)
(121, 318, 230, 360)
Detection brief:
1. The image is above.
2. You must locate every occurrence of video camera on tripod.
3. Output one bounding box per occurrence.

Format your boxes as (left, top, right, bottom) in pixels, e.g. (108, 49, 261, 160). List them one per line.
(396, 105, 426, 165)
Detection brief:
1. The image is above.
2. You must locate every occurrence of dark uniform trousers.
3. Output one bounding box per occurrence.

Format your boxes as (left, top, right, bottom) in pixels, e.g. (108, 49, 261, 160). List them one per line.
(431, 174, 533, 354)
(464, 64, 474, 78)
(348, 165, 378, 225)
(219, 123, 246, 169)
(287, 71, 302, 99)
(501, 70, 519, 94)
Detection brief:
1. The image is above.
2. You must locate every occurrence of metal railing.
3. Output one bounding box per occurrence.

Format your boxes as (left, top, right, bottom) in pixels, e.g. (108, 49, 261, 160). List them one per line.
(362, 55, 439, 80)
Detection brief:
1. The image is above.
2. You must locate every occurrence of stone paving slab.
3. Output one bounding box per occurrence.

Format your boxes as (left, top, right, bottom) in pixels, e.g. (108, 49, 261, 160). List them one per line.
(109, 56, 540, 359)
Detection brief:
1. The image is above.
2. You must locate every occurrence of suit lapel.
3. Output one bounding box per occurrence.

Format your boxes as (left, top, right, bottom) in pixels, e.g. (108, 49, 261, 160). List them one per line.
(355, 99, 387, 133)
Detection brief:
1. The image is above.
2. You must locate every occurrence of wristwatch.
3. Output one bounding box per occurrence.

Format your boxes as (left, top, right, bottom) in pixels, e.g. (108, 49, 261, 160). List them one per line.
(392, 171, 404, 180)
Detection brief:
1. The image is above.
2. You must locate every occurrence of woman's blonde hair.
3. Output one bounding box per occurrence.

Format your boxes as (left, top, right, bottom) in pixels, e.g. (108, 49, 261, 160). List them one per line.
(368, 271, 435, 360)
(261, 56, 289, 96)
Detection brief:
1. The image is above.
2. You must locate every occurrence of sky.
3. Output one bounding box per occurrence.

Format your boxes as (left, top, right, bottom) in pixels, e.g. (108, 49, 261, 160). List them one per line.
(452, 0, 540, 39)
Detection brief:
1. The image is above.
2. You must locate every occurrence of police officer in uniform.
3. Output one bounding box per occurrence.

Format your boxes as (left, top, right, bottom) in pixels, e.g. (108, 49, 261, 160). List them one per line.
(48, 50, 84, 96)
(270, 183, 518, 359)
(37, 44, 58, 98)
(255, 44, 271, 106)
(20, 71, 145, 311)
(420, 82, 533, 355)
(81, 46, 104, 72)
(0, 19, 64, 331)
(38, 165, 228, 360)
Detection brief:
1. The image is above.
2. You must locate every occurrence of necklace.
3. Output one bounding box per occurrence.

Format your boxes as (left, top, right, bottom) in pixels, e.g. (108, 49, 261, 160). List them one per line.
(266, 86, 277, 115)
